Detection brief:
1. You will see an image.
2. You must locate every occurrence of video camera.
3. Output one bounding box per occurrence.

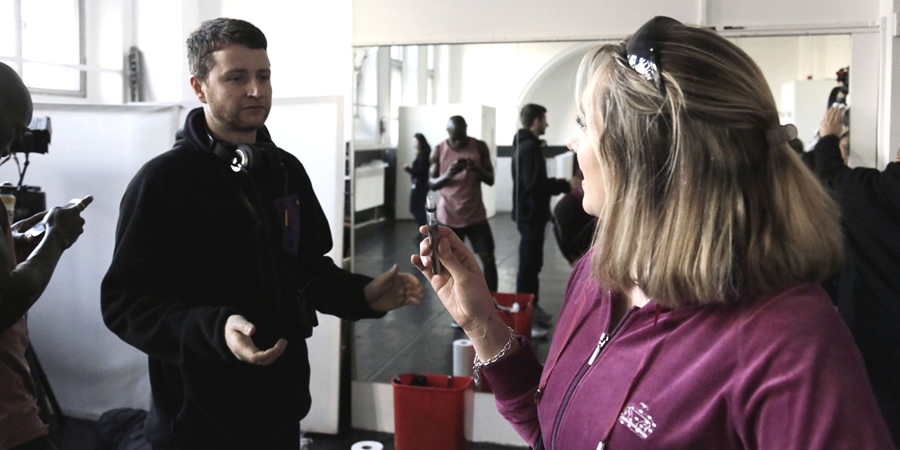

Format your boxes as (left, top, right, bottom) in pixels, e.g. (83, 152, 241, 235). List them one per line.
(10, 116, 51, 154)
(2, 116, 51, 222)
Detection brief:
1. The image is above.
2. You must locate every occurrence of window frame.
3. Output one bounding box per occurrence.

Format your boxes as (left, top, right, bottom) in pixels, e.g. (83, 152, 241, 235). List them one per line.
(2, 0, 87, 97)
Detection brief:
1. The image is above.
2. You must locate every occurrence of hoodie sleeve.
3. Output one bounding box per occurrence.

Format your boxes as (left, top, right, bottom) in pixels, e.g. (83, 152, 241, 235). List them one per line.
(813, 135, 900, 224)
(101, 155, 238, 365)
(481, 337, 544, 446)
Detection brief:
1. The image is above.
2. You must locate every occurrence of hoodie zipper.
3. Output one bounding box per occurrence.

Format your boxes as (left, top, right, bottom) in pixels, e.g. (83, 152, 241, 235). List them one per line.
(550, 310, 632, 450)
(231, 174, 285, 320)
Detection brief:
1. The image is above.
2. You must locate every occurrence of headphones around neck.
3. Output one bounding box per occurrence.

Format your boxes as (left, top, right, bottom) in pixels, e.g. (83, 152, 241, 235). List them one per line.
(211, 140, 270, 174)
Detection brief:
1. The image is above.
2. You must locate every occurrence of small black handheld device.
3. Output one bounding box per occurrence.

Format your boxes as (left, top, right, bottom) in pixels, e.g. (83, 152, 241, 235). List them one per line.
(425, 194, 441, 274)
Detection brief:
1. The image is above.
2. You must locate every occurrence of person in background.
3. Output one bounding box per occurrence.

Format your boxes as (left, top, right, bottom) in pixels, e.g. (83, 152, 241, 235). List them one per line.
(429, 115, 497, 293)
(827, 66, 849, 109)
(0, 62, 92, 450)
(511, 104, 570, 338)
(550, 165, 594, 266)
(101, 18, 422, 449)
(412, 17, 892, 448)
(404, 133, 431, 231)
(813, 105, 900, 444)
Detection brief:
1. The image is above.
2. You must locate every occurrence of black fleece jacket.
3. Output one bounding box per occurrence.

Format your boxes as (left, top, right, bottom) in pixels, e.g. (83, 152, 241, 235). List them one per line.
(813, 134, 900, 432)
(511, 129, 570, 225)
(101, 108, 381, 449)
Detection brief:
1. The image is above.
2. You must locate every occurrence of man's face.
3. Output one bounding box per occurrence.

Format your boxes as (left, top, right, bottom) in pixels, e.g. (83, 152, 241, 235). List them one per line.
(192, 44, 272, 139)
(447, 119, 466, 141)
(533, 114, 548, 136)
(0, 96, 33, 158)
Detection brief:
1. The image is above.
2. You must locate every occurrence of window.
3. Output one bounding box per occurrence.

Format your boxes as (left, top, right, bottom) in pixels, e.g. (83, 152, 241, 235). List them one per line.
(389, 46, 403, 147)
(426, 45, 435, 104)
(353, 47, 381, 145)
(1, 0, 85, 96)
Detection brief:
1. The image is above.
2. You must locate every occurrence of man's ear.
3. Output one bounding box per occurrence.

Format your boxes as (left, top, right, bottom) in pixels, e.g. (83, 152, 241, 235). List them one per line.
(190, 76, 206, 103)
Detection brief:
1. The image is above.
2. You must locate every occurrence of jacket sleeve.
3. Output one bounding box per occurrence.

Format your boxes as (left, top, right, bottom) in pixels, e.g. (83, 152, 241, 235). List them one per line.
(101, 161, 237, 365)
(515, 141, 542, 199)
(480, 337, 544, 446)
(812, 135, 900, 215)
(546, 178, 571, 196)
(813, 134, 887, 195)
(300, 256, 382, 320)
(291, 158, 383, 321)
(516, 142, 571, 216)
(813, 135, 852, 186)
(409, 152, 431, 178)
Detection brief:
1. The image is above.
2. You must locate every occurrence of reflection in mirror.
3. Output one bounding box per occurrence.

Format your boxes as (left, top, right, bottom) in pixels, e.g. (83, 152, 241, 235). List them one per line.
(350, 35, 852, 384)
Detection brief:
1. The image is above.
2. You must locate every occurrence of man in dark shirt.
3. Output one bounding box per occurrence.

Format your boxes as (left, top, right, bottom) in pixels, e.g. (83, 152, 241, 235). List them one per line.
(511, 104, 571, 337)
(101, 18, 422, 449)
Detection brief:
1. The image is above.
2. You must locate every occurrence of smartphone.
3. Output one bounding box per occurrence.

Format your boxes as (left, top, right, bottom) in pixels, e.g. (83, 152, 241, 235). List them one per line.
(25, 221, 45, 238)
(425, 194, 441, 274)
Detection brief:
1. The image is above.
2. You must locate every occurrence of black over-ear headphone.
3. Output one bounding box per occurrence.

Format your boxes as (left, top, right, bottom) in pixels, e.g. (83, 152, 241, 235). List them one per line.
(212, 141, 266, 174)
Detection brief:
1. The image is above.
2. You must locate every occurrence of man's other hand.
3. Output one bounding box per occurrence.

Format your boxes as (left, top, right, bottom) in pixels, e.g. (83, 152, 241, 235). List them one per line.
(225, 314, 287, 365)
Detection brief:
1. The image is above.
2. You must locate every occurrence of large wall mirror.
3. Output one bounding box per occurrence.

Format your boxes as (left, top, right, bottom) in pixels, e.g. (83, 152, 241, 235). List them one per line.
(348, 34, 857, 385)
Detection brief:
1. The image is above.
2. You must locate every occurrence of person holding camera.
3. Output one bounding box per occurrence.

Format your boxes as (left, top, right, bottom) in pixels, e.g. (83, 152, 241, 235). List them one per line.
(0, 62, 92, 450)
(101, 18, 422, 449)
(813, 105, 900, 444)
(428, 115, 497, 295)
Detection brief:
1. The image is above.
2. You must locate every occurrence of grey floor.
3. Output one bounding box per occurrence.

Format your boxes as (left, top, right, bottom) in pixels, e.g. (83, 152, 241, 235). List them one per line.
(352, 212, 574, 383)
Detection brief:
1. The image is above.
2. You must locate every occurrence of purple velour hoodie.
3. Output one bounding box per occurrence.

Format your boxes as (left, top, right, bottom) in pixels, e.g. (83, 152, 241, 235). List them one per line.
(482, 250, 893, 449)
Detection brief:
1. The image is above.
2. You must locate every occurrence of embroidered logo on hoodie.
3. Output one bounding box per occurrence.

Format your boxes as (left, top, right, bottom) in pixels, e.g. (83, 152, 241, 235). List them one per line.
(619, 402, 657, 439)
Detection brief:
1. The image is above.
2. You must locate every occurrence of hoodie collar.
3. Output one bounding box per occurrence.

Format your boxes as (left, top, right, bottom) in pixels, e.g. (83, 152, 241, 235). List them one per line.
(514, 128, 538, 146)
(181, 107, 275, 151)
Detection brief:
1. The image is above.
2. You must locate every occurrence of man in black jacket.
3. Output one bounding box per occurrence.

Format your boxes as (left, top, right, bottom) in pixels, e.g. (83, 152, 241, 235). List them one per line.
(101, 18, 422, 449)
(511, 104, 571, 337)
(814, 106, 900, 444)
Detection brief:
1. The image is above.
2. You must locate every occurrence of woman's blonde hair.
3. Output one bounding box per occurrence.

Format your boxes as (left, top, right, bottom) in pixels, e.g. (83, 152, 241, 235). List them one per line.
(577, 23, 843, 307)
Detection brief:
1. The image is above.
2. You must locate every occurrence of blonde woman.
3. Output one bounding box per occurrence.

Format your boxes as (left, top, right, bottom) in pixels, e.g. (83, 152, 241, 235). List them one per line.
(413, 17, 892, 449)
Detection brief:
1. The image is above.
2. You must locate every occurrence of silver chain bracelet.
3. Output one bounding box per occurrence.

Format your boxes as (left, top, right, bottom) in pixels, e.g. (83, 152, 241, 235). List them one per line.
(472, 326, 516, 386)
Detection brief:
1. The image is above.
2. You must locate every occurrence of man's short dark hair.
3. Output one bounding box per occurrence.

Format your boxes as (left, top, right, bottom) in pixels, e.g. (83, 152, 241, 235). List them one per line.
(449, 115, 467, 127)
(520, 103, 547, 128)
(187, 18, 267, 82)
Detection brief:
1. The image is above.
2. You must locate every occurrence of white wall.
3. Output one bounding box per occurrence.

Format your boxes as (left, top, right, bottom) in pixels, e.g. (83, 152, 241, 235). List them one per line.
(135, 0, 352, 102)
(353, 0, 881, 45)
(9, 104, 182, 419)
(353, 0, 703, 45)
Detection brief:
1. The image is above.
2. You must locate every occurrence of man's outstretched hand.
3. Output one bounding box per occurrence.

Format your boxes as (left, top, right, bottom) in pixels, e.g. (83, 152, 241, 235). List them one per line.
(364, 265, 424, 312)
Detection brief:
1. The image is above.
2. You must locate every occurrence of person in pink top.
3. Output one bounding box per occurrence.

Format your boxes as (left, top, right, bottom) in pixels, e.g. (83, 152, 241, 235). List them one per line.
(428, 115, 497, 293)
(412, 17, 893, 449)
(0, 62, 92, 450)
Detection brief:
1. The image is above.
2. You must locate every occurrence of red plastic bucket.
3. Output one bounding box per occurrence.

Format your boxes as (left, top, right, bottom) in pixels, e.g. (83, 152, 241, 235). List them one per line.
(392, 373, 474, 450)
